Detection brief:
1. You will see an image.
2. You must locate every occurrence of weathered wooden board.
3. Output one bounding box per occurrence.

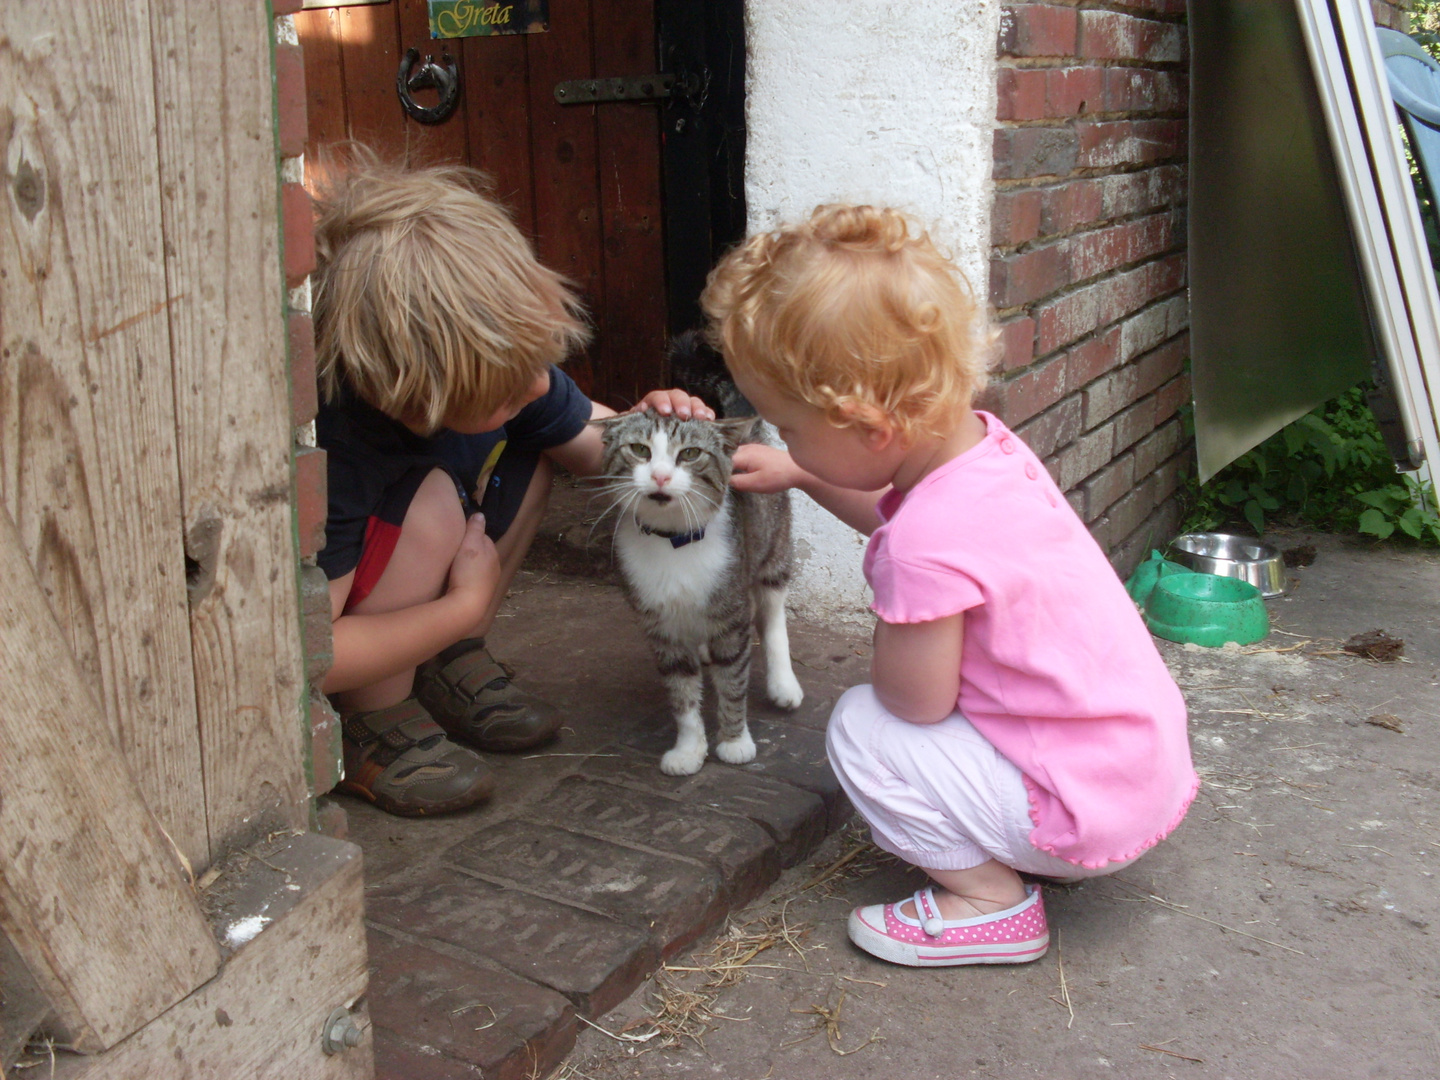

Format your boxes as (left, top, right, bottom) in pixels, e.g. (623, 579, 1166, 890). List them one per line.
(149, 0, 311, 859)
(0, 0, 209, 867)
(462, 30, 537, 235)
(526, 0, 603, 397)
(295, 5, 348, 181)
(593, 0, 667, 406)
(337, 1, 407, 155)
(51, 834, 371, 1080)
(0, 506, 223, 1053)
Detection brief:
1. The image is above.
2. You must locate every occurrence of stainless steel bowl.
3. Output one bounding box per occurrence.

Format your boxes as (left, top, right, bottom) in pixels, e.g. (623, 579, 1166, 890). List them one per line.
(1167, 533, 1286, 598)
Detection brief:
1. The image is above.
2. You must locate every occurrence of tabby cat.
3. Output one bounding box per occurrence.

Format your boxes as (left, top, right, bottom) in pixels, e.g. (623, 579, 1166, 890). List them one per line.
(595, 411, 803, 775)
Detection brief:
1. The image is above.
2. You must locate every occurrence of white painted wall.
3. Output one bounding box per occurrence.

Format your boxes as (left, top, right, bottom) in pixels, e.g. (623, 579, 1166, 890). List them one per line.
(744, 0, 1001, 621)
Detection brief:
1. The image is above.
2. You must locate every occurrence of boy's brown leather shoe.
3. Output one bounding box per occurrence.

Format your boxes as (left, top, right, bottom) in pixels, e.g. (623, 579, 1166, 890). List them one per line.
(338, 698, 494, 816)
(415, 637, 562, 752)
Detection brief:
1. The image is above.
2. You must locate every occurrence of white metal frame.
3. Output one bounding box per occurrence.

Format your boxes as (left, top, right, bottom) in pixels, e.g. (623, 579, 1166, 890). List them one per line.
(1295, 0, 1440, 478)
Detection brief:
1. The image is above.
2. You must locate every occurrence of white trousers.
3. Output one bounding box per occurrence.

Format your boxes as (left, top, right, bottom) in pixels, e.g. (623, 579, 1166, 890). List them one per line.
(825, 685, 1132, 880)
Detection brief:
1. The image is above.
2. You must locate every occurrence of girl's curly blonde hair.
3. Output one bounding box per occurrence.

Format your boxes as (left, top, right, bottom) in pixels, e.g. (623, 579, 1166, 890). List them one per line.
(702, 204, 994, 440)
(312, 148, 589, 434)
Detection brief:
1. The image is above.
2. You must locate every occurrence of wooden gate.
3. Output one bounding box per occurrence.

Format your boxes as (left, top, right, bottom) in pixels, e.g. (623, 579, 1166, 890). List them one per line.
(0, 2, 369, 1075)
(294, 0, 746, 409)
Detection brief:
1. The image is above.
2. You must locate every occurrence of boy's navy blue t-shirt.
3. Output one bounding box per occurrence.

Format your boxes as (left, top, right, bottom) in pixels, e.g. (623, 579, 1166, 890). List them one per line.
(316, 365, 590, 589)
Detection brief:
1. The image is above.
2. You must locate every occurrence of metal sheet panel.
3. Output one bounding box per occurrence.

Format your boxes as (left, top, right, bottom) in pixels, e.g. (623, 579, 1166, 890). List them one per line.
(1189, 1, 1375, 482)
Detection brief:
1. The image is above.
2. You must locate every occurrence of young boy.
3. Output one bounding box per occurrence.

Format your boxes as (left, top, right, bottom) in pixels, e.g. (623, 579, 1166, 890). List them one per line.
(312, 157, 711, 817)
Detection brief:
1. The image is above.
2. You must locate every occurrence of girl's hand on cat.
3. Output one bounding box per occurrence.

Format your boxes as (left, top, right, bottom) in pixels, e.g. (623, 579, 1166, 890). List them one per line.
(730, 443, 806, 493)
(446, 514, 501, 616)
(632, 389, 715, 422)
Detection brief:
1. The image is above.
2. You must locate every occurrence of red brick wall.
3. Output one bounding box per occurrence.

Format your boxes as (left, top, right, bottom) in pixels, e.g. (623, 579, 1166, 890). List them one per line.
(1373, 1, 1412, 32)
(274, 4, 342, 803)
(987, 1, 1191, 576)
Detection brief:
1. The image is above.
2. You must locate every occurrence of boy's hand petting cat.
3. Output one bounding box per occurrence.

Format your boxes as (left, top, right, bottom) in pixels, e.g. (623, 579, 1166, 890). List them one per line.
(729, 442, 805, 493)
(446, 513, 501, 616)
(631, 389, 715, 422)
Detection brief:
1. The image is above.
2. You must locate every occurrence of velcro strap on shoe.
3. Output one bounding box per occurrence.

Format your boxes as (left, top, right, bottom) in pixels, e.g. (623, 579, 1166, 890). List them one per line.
(432, 640, 514, 698)
(343, 699, 444, 749)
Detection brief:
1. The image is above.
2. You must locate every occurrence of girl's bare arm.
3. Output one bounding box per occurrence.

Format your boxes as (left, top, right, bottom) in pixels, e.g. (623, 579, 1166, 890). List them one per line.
(871, 614, 964, 724)
(729, 443, 886, 535)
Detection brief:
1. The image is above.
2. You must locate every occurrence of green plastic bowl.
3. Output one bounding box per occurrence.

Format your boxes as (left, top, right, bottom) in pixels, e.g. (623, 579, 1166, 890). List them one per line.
(1124, 549, 1195, 605)
(1143, 572, 1269, 647)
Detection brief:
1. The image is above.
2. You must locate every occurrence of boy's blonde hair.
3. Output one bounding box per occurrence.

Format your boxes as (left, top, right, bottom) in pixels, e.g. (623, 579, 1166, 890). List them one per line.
(702, 204, 992, 440)
(312, 150, 589, 434)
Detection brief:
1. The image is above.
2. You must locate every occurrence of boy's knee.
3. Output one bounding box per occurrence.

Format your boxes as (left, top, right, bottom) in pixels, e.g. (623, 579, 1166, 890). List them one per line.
(402, 468, 467, 564)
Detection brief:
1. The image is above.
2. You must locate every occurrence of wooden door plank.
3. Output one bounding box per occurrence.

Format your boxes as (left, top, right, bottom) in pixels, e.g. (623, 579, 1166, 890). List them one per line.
(149, 0, 311, 856)
(395, 0, 471, 166)
(337, 1, 406, 156)
(593, 0, 668, 406)
(0, 0, 209, 867)
(51, 834, 369, 1080)
(0, 506, 222, 1053)
(295, 6, 349, 177)
(461, 32, 537, 234)
(526, 0, 604, 396)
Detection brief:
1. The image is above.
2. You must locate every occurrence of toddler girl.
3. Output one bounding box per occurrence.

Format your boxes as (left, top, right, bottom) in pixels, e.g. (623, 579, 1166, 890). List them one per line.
(701, 205, 1197, 967)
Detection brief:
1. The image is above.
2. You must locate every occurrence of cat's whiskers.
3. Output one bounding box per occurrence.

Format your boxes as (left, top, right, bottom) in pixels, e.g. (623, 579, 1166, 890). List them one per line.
(586, 484, 642, 545)
(609, 488, 643, 563)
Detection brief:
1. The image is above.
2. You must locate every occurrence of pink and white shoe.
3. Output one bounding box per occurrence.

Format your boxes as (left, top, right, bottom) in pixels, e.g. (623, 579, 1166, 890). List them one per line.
(847, 884, 1049, 967)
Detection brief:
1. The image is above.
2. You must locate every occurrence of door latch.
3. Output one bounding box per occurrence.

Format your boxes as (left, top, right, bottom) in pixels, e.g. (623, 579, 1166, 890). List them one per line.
(554, 71, 701, 105)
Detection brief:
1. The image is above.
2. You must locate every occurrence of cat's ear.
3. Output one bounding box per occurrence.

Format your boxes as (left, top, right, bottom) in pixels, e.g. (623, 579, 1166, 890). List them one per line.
(713, 416, 759, 454)
(587, 415, 627, 429)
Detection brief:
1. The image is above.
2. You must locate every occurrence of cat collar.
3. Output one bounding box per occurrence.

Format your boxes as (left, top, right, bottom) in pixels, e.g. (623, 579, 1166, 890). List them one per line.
(637, 521, 707, 548)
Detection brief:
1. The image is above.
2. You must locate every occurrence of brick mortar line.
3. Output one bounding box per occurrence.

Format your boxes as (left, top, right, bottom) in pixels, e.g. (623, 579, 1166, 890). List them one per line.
(999, 1, 1190, 21)
(1000, 320, 1189, 386)
(994, 162, 1189, 191)
(990, 157, 1190, 189)
(1001, 0, 1189, 12)
(992, 241, 1191, 309)
(991, 267, 1189, 323)
(995, 114, 1188, 128)
(992, 206, 1188, 258)
(1141, 445, 1192, 473)
(997, 57, 1189, 71)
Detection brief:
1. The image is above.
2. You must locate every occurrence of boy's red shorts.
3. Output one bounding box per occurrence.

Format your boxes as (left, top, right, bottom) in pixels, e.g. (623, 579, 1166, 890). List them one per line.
(317, 366, 592, 611)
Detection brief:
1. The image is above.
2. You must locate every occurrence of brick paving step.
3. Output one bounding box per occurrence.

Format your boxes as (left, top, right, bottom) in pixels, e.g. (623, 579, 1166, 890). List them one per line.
(447, 818, 728, 956)
(366, 925, 575, 1079)
(363, 721, 849, 1080)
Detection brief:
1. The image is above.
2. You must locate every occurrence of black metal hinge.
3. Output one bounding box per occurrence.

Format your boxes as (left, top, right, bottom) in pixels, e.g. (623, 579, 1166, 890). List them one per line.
(554, 72, 700, 105)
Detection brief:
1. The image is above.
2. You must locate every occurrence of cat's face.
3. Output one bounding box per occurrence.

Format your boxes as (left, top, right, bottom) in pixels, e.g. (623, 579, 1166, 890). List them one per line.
(597, 412, 753, 530)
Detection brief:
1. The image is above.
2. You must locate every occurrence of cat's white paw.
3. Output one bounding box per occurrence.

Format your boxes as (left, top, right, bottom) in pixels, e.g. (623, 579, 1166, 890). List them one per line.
(660, 740, 707, 776)
(768, 669, 804, 710)
(714, 730, 756, 765)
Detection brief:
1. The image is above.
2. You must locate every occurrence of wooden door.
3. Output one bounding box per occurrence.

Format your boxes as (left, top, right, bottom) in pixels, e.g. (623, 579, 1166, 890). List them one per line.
(296, 0, 669, 408)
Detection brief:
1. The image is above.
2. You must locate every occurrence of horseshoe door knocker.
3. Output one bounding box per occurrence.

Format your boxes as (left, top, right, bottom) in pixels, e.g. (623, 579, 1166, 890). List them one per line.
(397, 48, 461, 124)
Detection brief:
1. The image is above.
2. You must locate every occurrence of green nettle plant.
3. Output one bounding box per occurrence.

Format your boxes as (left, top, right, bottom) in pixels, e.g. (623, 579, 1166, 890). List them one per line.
(1180, 387, 1440, 545)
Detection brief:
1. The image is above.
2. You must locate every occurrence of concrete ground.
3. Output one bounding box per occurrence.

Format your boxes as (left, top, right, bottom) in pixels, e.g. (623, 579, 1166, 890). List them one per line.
(551, 529, 1440, 1080)
(336, 480, 873, 1078)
